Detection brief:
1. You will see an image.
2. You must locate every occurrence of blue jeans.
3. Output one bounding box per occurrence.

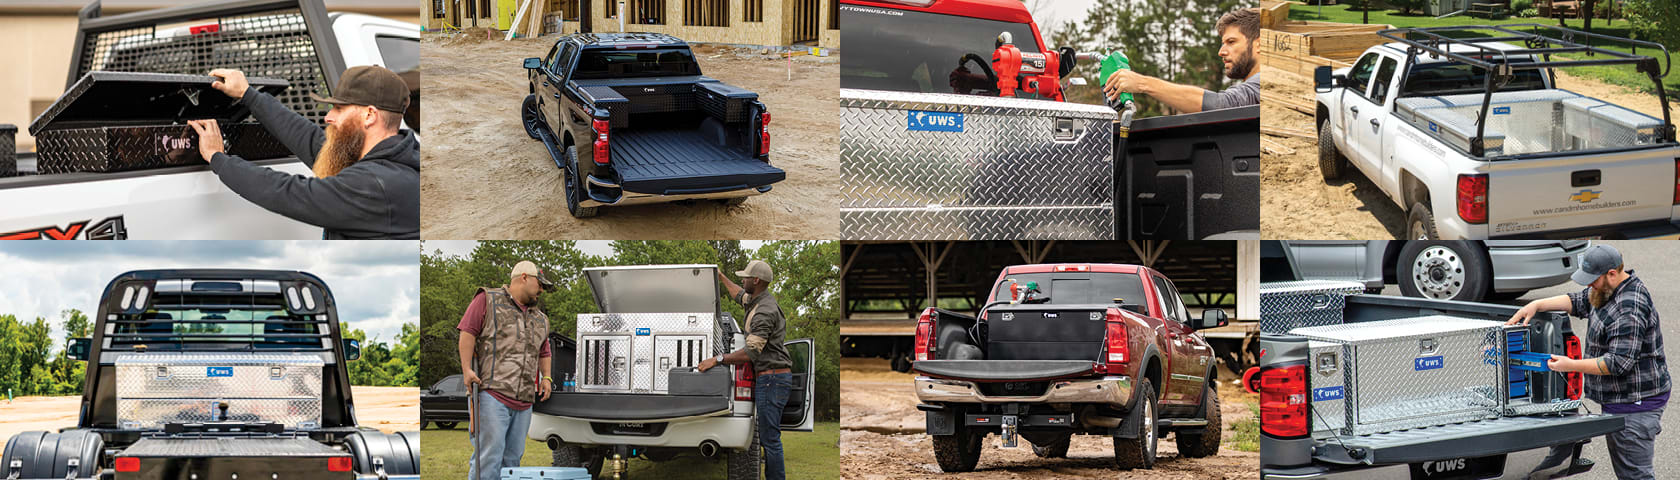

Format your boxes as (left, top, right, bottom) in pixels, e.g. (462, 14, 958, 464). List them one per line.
(468, 391, 533, 480)
(755, 372, 793, 480)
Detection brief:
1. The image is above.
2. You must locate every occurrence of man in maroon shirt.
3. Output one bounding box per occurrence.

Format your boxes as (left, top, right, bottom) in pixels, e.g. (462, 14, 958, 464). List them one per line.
(458, 260, 553, 480)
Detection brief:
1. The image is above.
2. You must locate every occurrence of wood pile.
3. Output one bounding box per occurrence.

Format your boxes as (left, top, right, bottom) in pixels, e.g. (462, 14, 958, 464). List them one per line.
(1258, 1, 1393, 76)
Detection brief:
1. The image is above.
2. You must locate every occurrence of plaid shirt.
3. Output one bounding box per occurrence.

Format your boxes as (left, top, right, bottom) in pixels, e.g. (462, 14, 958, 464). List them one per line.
(1569, 273, 1671, 405)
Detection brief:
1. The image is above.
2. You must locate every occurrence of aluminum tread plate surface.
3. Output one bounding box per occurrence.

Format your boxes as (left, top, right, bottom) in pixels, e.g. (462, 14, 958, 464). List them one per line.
(1259, 280, 1364, 334)
(122, 437, 344, 457)
(840, 88, 1116, 240)
(114, 352, 323, 430)
(1294, 316, 1505, 435)
(576, 312, 722, 394)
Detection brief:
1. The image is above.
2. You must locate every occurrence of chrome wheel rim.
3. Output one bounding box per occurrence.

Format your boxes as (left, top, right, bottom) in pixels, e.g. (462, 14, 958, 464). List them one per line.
(1412, 245, 1466, 299)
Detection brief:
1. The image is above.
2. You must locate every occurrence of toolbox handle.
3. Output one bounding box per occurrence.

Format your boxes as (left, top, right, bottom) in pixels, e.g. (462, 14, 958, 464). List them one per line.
(1309, 293, 1333, 310)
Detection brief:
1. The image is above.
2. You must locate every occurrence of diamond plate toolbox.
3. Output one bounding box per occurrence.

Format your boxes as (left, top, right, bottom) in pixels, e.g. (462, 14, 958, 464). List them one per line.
(114, 352, 323, 430)
(576, 313, 725, 394)
(1292, 316, 1504, 436)
(1259, 280, 1365, 334)
(839, 88, 1116, 240)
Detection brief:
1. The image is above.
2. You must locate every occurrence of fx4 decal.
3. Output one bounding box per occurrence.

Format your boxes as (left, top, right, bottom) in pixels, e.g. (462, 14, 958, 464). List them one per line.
(0, 216, 127, 240)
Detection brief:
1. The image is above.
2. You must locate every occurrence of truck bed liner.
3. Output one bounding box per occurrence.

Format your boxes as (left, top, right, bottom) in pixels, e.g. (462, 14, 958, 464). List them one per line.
(536, 392, 730, 420)
(613, 129, 783, 194)
(914, 359, 1096, 381)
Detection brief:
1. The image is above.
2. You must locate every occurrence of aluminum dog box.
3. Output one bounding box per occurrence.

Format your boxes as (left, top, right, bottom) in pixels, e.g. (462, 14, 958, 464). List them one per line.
(839, 88, 1116, 240)
(28, 71, 291, 174)
(574, 264, 728, 394)
(113, 352, 324, 430)
(1259, 280, 1365, 334)
(1292, 316, 1504, 436)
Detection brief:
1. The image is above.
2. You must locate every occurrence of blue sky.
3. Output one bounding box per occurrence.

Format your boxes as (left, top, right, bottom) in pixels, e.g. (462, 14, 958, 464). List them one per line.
(0, 241, 419, 347)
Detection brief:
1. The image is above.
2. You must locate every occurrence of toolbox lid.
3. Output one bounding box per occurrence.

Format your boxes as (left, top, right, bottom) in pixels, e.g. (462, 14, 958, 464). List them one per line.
(1289, 315, 1503, 344)
(29, 71, 289, 136)
(583, 264, 719, 314)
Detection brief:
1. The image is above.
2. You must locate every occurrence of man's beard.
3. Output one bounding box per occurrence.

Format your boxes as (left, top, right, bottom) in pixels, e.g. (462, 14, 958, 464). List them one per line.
(312, 121, 366, 178)
(1225, 49, 1257, 80)
(1589, 283, 1613, 309)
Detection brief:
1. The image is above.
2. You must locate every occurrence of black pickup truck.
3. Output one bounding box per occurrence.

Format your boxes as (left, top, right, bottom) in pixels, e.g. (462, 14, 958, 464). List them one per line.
(520, 33, 785, 218)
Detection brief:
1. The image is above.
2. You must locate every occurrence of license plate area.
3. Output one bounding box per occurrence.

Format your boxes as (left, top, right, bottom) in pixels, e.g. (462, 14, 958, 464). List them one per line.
(590, 421, 668, 437)
(1408, 454, 1504, 480)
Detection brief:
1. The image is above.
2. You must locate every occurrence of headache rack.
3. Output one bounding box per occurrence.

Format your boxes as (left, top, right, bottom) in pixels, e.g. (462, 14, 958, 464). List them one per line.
(106, 288, 333, 351)
(1377, 24, 1674, 156)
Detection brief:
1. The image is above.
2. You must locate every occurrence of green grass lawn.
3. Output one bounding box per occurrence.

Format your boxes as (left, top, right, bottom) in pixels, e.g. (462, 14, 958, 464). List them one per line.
(1288, 4, 1680, 99)
(419, 422, 838, 479)
(1229, 404, 1260, 452)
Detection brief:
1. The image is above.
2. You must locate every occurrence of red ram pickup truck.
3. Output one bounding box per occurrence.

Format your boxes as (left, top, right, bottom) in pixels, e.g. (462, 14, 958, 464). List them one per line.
(911, 263, 1229, 470)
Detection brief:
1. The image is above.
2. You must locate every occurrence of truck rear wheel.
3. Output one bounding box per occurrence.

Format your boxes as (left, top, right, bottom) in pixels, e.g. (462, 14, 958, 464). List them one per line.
(1398, 240, 1491, 302)
(1318, 119, 1346, 181)
(1114, 379, 1158, 470)
(1031, 433, 1071, 458)
(564, 146, 600, 218)
(435, 421, 458, 430)
(1176, 382, 1222, 458)
(552, 443, 604, 476)
(344, 431, 421, 477)
(931, 425, 984, 472)
(1, 430, 103, 479)
(522, 94, 543, 140)
(1406, 203, 1440, 240)
(725, 426, 761, 480)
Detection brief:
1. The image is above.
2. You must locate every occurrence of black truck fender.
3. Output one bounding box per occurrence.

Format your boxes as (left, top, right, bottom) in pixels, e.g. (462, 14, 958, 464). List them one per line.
(345, 430, 421, 477)
(1, 430, 102, 480)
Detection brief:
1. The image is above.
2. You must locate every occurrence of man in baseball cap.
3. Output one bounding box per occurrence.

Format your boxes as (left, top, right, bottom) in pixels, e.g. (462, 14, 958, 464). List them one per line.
(700, 260, 795, 480)
(187, 65, 419, 239)
(1509, 243, 1669, 480)
(458, 260, 554, 480)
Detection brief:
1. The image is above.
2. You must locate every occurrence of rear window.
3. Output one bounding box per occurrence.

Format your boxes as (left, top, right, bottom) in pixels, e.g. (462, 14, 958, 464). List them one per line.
(990, 272, 1146, 306)
(1402, 61, 1547, 97)
(840, 5, 1044, 99)
(108, 292, 328, 350)
(572, 48, 700, 79)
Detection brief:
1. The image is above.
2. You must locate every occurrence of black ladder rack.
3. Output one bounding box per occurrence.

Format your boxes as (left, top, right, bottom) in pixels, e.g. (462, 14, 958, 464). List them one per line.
(1373, 24, 1674, 156)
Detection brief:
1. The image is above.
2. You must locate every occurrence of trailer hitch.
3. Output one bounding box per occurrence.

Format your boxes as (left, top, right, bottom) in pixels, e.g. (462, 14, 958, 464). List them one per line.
(999, 415, 1019, 448)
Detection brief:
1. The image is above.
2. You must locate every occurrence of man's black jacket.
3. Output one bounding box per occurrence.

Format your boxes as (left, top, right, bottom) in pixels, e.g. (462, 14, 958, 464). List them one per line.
(210, 86, 420, 239)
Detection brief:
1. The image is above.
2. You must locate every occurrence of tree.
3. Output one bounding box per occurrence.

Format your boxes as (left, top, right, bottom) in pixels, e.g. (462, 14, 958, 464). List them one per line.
(1626, 0, 1679, 51)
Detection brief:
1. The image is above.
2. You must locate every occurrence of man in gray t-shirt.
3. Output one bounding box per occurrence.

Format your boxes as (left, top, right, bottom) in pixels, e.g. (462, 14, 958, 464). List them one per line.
(1103, 8, 1262, 113)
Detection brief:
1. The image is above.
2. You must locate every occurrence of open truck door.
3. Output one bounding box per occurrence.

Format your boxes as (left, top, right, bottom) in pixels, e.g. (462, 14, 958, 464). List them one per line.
(781, 338, 816, 432)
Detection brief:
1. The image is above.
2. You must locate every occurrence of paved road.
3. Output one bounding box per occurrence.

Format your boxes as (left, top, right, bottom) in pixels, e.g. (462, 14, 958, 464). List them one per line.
(1383, 240, 1676, 480)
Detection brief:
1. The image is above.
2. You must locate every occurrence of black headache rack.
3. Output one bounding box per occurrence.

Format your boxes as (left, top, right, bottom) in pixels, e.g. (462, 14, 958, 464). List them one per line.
(1376, 24, 1674, 157)
(83, 269, 359, 431)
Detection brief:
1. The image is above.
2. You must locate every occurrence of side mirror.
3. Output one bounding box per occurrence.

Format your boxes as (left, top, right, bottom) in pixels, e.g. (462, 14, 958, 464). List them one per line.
(342, 339, 362, 361)
(66, 338, 91, 361)
(1197, 309, 1229, 330)
(1314, 66, 1333, 92)
(523, 57, 543, 70)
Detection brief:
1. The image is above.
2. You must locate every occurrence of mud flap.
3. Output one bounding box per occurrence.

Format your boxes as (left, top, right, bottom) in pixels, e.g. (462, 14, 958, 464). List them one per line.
(1110, 398, 1147, 440)
(923, 405, 957, 436)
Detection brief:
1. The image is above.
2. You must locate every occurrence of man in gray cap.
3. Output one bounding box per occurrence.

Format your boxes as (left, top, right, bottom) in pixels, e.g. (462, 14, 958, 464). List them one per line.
(1509, 243, 1669, 480)
(699, 260, 792, 480)
(187, 65, 420, 239)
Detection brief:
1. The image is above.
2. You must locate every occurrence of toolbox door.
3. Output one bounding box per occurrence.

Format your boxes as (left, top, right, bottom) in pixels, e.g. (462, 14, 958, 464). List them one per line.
(779, 338, 815, 432)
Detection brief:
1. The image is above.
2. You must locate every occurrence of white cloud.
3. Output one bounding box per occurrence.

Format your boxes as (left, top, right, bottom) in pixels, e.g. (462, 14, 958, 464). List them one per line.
(0, 241, 419, 348)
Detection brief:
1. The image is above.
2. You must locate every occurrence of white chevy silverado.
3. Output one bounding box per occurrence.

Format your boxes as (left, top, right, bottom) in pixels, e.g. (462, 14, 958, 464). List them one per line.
(1314, 24, 1679, 240)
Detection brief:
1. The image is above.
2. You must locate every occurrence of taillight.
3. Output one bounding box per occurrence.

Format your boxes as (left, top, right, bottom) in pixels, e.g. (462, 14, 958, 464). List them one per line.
(1565, 333, 1583, 401)
(115, 457, 139, 472)
(189, 24, 220, 35)
(757, 112, 771, 157)
(1672, 159, 1679, 205)
(1054, 265, 1090, 272)
(734, 363, 756, 400)
(914, 309, 936, 361)
(1104, 308, 1127, 363)
(592, 119, 610, 165)
(1457, 173, 1488, 224)
(1259, 364, 1310, 438)
(327, 457, 353, 472)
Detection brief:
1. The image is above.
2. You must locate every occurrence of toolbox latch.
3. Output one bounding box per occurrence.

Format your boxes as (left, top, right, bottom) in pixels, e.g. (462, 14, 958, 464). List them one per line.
(1053, 117, 1080, 141)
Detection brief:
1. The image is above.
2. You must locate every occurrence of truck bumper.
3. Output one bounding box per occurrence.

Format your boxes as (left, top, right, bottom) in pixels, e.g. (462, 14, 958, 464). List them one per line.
(582, 174, 770, 208)
(528, 411, 755, 450)
(1487, 241, 1590, 291)
(1262, 442, 1587, 480)
(913, 376, 1132, 406)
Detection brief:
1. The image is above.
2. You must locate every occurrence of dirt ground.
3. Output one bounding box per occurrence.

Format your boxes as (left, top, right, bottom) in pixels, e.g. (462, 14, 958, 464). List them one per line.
(419, 30, 840, 239)
(839, 358, 1259, 479)
(0, 386, 419, 439)
(1259, 67, 1680, 239)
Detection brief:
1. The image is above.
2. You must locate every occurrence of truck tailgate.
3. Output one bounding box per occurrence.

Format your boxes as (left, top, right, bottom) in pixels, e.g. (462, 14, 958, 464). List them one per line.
(1313, 414, 1623, 465)
(613, 129, 783, 195)
(913, 359, 1096, 381)
(536, 391, 731, 420)
(1486, 147, 1677, 236)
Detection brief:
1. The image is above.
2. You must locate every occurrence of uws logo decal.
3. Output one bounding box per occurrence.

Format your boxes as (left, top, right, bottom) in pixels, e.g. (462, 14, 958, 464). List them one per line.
(906, 110, 964, 132)
(1420, 458, 1467, 475)
(159, 134, 194, 151)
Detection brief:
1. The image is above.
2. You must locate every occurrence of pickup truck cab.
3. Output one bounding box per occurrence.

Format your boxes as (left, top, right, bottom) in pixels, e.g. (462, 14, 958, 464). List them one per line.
(1314, 25, 1680, 240)
(0, 0, 419, 239)
(1254, 289, 1621, 480)
(532, 265, 813, 479)
(521, 33, 784, 218)
(0, 269, 420, 480)
(912, 263, 1228, 470)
